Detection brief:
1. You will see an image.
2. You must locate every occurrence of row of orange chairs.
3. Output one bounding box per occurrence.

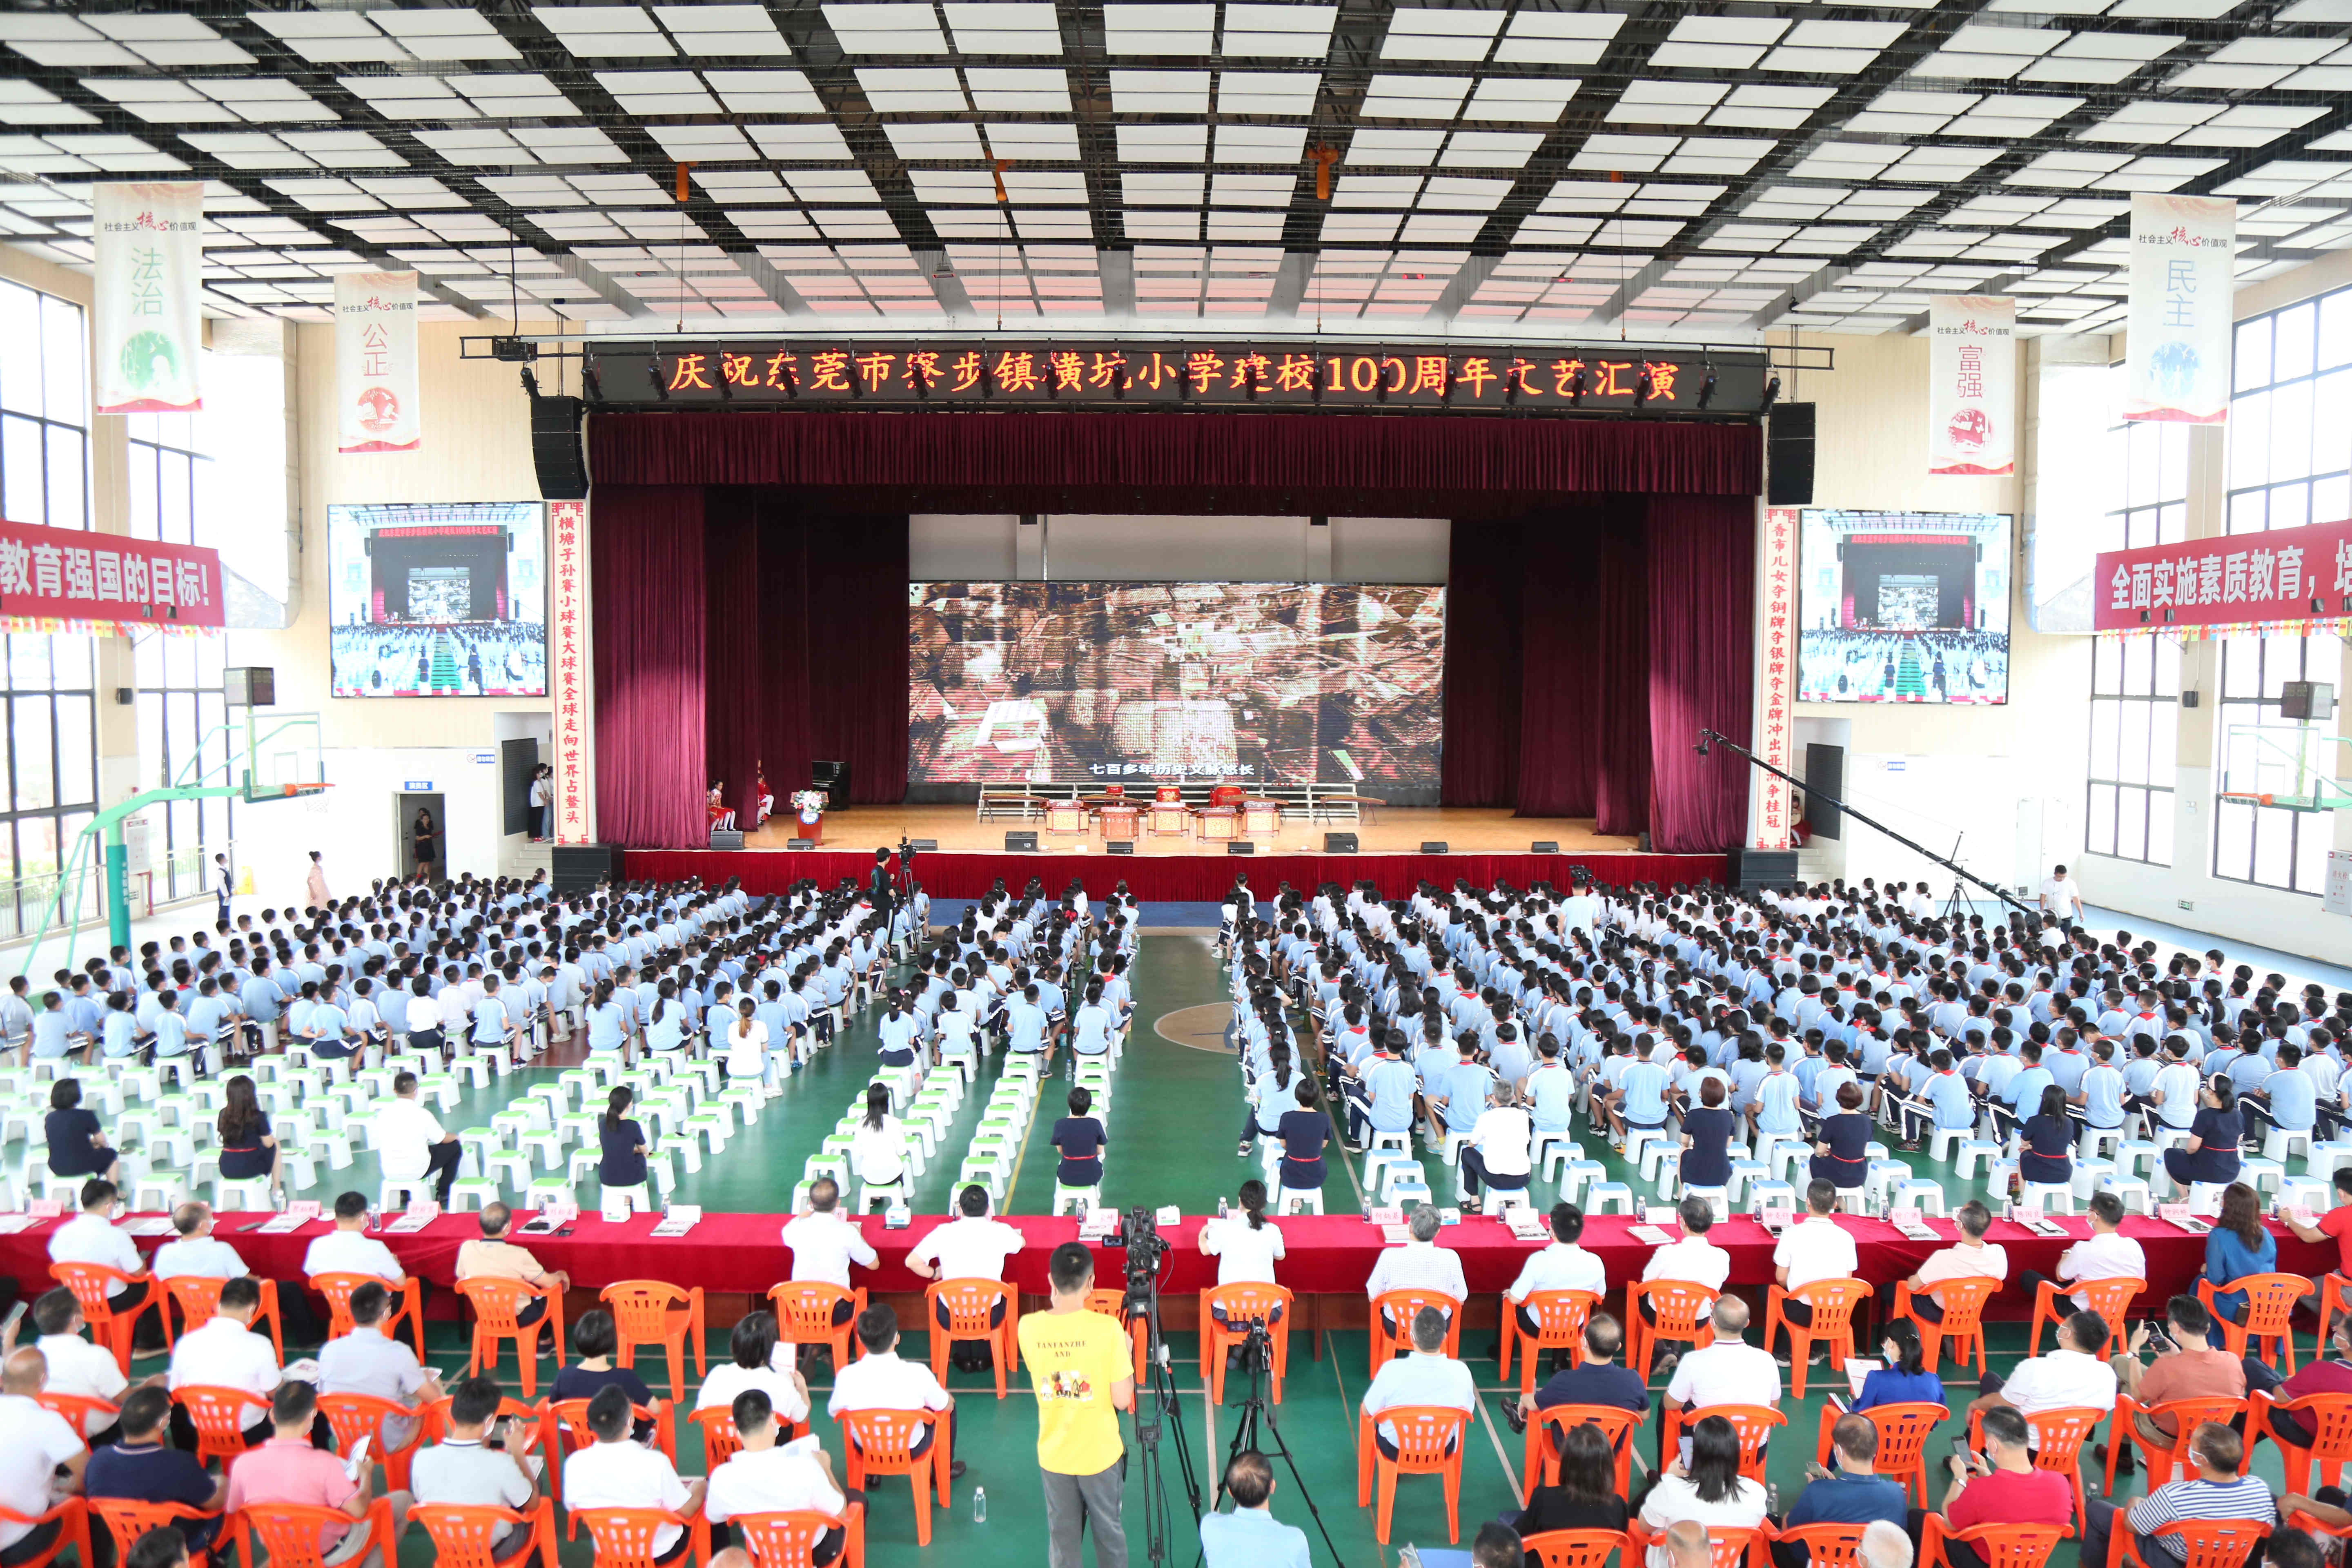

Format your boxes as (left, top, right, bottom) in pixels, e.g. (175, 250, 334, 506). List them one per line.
(1506, 1518, 2289, 1568)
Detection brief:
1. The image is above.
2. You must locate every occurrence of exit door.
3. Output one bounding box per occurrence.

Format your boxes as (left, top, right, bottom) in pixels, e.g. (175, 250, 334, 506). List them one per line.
(396, 791, 446, 878)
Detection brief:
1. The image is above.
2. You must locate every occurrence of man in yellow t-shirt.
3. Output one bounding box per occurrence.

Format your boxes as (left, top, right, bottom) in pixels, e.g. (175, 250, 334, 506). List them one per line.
(1017, 1241, 1136, 1568)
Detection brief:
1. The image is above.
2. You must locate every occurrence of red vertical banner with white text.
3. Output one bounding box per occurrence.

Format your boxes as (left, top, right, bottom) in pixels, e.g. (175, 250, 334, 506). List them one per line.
(549, 499, 593, 844)
(1751, 505, 1797, 849)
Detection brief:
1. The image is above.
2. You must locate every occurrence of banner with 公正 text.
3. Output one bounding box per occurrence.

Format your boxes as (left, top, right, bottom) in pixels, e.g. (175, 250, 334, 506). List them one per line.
(549, 499, 593, 843)
(334, 271, 420, 454)
(1752, 506, 1797, 849)
(92, 182, 203, 415)
(1927, 296, 2015, 476)
(0, 516, 222, 635)
(2094, 513, 2352, 637)
(2126, 193, 2236, 425)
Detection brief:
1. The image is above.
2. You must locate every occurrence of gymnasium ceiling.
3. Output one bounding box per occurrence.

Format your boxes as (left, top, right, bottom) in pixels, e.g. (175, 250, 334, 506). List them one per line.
(1, 0, 2349, 341)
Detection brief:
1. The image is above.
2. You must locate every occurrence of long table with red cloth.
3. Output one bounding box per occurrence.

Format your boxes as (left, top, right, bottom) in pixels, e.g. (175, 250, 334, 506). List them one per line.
(5, 1208, 2331, 1346)
(621, 849, 1727, 902)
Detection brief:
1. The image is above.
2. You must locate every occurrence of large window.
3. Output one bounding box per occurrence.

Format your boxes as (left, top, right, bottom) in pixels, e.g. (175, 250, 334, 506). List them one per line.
(2214, 631, 2341, 894)
(128, 410, 229, 904)
(0, 281, 88, 532)
(2088, 379, 2188, 864)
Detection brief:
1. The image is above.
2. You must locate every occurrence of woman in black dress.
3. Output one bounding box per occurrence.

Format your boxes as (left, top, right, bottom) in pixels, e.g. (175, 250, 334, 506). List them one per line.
(412, 807, 438, 881)
(597, 1085, 649, 1195)
(2164, 1076, 2247, 1196)
(44, 1078, 118, 1183)
(1678, 1077, 1737, 1192)
(215, 1073, 281, 1201)
(1810, 1081, 1872, 1191)
(1274, 1076, 1331, 1214)
(2012, 1083, 2076, 1196)
(1510, 1420, 1630, 1545)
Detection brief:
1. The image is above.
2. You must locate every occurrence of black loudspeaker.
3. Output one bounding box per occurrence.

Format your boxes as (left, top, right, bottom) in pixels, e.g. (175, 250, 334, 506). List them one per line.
(1804, 742, 1845, 841)
(1323, 833, 1358, 853)
(1725, 846, 1800, 893)
(787, 838, 814, 850)
(811, 761, 850, 808)
(708, 829, 743, 850)
(1638, 832, 1653, 853)
(1420, 841, 1448, 854)
(909, 839, 938, 852)
(1228, 841, 1254, 855)
(1107, 840, 1135, 855)
(2283, 680, 2336, 721)
(1766, 403, 1816, 506)
(1530, 840, 1560, 853)
(1006, 831, 1038, 851)
(552, 843, 621, 893)
(225, 667, 276, 707)
(530, 395, 588, 500)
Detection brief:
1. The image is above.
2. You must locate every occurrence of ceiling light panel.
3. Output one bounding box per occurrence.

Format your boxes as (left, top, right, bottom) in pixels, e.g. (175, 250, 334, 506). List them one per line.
(650, 4, 792, 56)
(1219, 71, 1319, 114)
(825, 4, 951, 52)
(1381, 8, 1504, 63)
(1103, 5, 1216, 54)
(530, 6, 674, 56)
(1225, 4, 1337, 58)
(942, 4, 1063, 55)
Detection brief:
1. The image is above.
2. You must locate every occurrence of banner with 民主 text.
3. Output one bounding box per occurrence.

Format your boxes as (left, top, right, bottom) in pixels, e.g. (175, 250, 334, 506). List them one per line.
(2126, 193, 2234, 425)
(92, 182, 203, 415)
(335, 271, 420, 453)
(1927, 296, 2015, 476)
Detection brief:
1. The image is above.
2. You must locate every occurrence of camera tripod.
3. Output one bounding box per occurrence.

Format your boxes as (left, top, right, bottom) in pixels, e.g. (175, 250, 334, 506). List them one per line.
(1198, 1317, 1348, 1568)
(1126, 1234, 1201, 1568)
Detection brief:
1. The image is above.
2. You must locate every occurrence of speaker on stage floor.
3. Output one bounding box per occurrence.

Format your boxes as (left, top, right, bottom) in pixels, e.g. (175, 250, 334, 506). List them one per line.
(1530, 840, 1560, 854)
(1726, 845, 1800, 893)
(1421, 841, 1448, 854)
(1228, 842, 1254, 855)
(1006, 831, 1038, 851)
(1767, 403, 1815, 506)
(1323, 833, 1357, 853)
(530, 395, 588, 500)
(709, 829, 743, 850)
(787, 838, 814, 850)
(1107, 840, 1134, 855)
(552, 843, 620, 893)
(908, 839, 939, 852)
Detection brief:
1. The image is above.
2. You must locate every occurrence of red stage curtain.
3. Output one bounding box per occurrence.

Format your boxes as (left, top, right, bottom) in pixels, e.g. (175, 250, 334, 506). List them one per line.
(1438, 519, 1521, 807)
(804, 512, 910, 805)
(755, 496, 814, 807)
(592, 487, 709, 849)
(703, 492, 763, 832)
(1646, 495, 1756, 853)
(589, 411, 1761, 497)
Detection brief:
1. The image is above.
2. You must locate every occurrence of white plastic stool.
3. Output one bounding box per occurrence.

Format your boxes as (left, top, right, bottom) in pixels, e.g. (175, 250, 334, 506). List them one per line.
(1893, 1178, 1945, 1216)
(1541, 1139, 1588, 1182)
(2019, 1181, 2074, 1215)
(2080, 1126, 2129, 1162)
(1680, 1185, 1728, 1224)
(601, 1181, 654, 1215)
(1588, 1180, 1637, 1215)
(133, 1172, 189, 1211)
(1385, 1179, 1430, 1210)
(2242, 1156, 2287, 1194)
(2072, 1158, 2118, 1200)
(2309, 1141, 2352, 1178)
(1369, 1129, 1414, 1158)
(1748, 1178, 1796, 1214)
(1726, 1159, 1767, 1203)
(1833, 1187, 1871, 1216)
(447, 1178, 503, 1212)
(2278, 1174, 2332, 1212)
(2151, 1126, 2197, 1157)
(1640, 1138, 1680, 1185)
(1651, 1149, 1683, 1196)
(2266, 1128, 2318, 1166)
(2116, 1140, 2163, 1180)
(2189, 1180, 2230, 1214)
(1621, 1126, 1667, 1174)
(1484, 1188, 1536, 1215)
(2099, 1175, 2155, 1214)
(1557, 1160, 1606, 1204)
(1053, 1185, 1100, 1216)
(1279, 1187, 1325, 1215)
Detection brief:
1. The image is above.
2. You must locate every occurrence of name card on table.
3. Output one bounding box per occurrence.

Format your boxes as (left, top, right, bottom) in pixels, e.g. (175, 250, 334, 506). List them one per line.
(600, 1191, 635, 1224)
(27, 1199, 63, 1218)
(1080, 1207, 1119, 1238)
(2158, 1202, 2191, 1226)
(884, 1203, 912, 1229)
(285, 1200, 324, 1221)
(1760, 1204, 1795, 1232)
(1368, 1206, 1404, 1227)
(1645, 1205, 1678, 1225)
(1156, 1205, 1182, 1226)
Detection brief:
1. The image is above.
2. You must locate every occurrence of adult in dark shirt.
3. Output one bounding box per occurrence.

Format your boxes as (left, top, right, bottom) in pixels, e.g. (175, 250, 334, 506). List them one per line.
(214, 1075, 277, 1188)
(1512, 1312, 1649, 1440)
(1678, 1080, 1736, 1189)
(1508, 1420, 1630, 1547)
(596, 1086, 648, 1189)
(1273, 1079, 1330, 1210)
(1774, 1413, 1908, 1568)
(85, 1387, 227, 1554)
(1811, 1084, 1872, 1190)
(2015, 1085, 2075, 1192)
(45, 1078, 118, 1181)
(1049, 1087, 1107, 1188)
(2163, 1079, 2247, 1194)
(551, 1310, 656, 1443)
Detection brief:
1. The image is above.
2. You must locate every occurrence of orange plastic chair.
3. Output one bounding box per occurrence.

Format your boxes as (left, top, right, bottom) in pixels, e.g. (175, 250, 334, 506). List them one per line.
(1354, 1404, 1469, 1545)
(1500, 1290, 1601, 1395)
(1085, 1289, 1148, 1386)
(2316, 1275, 2352, 1346)
(1817, 1401, 1949, 1505)
(415, 1392, 551, 1468)
(546, 1398, 679, 1501)
(836, 1408, 952, 1546)
(2255, 1390, 2352, 1494)
(315, 1392, 422, 1493)
(1765, 1278, 1871, 1398)
(1920, 1517, 2071, 1568)
(2116, 1519, 2270, 1568)
(1521, 1529, 1633, 1568)
(1631, 1519, 1772, 1568)
(2027, 1276, 2139, 1357)
(1368, 1287, 1465, 1376)
(1197, 1283, 1292, 1404)
(312, 1271, 428, 1352)
(34, 1390, 120, 1441)
(0, 1499, 90, 1568)
(455, 1276, 566, 1397)
(49, 1261, 156, 1375)
(2197, 1274, 2309, 1370)
(923, 1278, 1018, 1398)
(569, 1506, 711, 1568)
(689, 1403, 806, 1465)
(412, 1500, 560, 1568)
(1775, 1524, 1869, 1568)
(733, 1508, 867, 1568)
(602, 1282, 707, 1402)
(174, 1383, 270, 1471)
(1664, 1404, 1785, 1484)
(1969, 1405, 2105, 1527)
(234, 1499, 399, 1568)
(162, 1276, 287, 1364)
(1523, 1404, 1641, 1497)
(766, 1283, 865, 1372)
(90, 1501, 222, 1568)
(1894, 1277, 1999, 1380)
(2105, 1394, 2253, 1494)
(1624, 1280, 1718, 1381)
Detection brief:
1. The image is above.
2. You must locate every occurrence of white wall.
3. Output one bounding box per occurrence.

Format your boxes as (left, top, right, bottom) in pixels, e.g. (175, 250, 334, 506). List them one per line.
(910, 514, 1449, 582)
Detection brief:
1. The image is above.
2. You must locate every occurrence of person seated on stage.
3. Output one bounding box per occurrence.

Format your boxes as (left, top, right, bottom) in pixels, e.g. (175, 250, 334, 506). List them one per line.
(1809, 1083, 1872, 1192)
(1049, 1087, 1108, 1195)
(563, 1386, 702, 1566)
(1367, 1206, 1466, 1334)
(1272, 1078, 1331, 1214)
(2162, 1079, 2247, 1199)
(2013, 1189, 2143, 1317)
(694, 1312, 811, 1428)
(1460, 1083, 1532, 1211)
(43, 1078, 120, 1187)
(1362, 1305, 1475, 1458)
(1199, 1449, 1310, 1568)
(847, 1084, 911, 1213)
(828, 1305, 964, 1481)
(2008, 1085, 2076, 1198)
(596, 1088, 650, 1203)
(1677, 1077, 1739, 1194)
(704, 1388, 846, 1563)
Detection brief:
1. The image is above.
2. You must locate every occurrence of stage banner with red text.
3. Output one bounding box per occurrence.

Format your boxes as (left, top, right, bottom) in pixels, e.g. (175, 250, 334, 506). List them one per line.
(2094, 513, 2352, 636)
(335, 271, 420, 454)
(549, 499, 592, 842)
(2126, 193, 2235, 425)
(1752, 505, 1796, 849)
(1927, 296, 2015, 476)
(0, 516, 222, 635)
(93, 182, 203, 415)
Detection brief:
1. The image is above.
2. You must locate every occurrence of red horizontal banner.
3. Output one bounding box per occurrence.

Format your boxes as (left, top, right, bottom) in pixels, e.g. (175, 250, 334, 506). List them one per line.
(0, 516, 223, 630)
(2095, 514, 2352, 635)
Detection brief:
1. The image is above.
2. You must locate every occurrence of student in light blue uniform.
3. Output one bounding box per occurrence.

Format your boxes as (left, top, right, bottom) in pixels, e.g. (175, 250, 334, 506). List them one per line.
(150, 989, 195, 1069)
(27, 991, 79, 1065)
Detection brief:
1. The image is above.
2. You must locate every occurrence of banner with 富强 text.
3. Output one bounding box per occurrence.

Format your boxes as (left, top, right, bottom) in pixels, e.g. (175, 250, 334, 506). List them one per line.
(2126, 193, 2235, 425)
(93, 182, 203, 414)
(2095, 513, 2352, 636)
(1927, 296, 2015, 476)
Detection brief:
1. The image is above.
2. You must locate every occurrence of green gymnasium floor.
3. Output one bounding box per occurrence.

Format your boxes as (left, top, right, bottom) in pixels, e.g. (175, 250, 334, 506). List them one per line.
(121, 930, 2326, 1568)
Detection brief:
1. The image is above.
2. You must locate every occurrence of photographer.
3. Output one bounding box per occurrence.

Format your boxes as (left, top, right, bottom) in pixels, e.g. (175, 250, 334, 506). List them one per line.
(1018, 1241, 1137, 1568)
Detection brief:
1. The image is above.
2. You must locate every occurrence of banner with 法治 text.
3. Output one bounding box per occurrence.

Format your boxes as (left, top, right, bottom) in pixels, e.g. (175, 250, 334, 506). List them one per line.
(1927, 296, 2015, 476)
(335, 271, 420, 453)
(92, 182, 203, 414)
(2126, 193, 2235, 424)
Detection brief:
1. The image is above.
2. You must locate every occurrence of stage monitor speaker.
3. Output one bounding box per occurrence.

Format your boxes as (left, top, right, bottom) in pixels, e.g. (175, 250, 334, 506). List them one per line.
(1107, 840, 1135, 855)
(1725, 846, 1799, 893)
(1530, 840, 1560, 854)
(1228, 841, 1254, 855)
(811, 760, 851, 808)
(787, 838, 814, 850)
(530, 395, 588, 500)
(552, 843, 621, 893)
(1323, 833, 1358, 853)
(2283, 680, 2336, 721)
(909, 839, 938, 852)
(1804, 742, 1844, 841)
(1421, 841, 1448, 854)
(1006, 831, 1038, 851)
(708, 829, 743, 851)
(1766, 403, 1816, 507)
(225, 667, 276, 707)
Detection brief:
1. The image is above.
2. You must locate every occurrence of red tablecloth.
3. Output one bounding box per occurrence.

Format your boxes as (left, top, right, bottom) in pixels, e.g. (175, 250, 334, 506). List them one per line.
(3, 1210, 2331, 1316)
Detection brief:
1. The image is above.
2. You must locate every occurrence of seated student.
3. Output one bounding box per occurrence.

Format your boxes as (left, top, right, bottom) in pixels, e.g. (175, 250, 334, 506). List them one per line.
(85, 1385, 228, 1553)
(44, 1078, 120, 1185)
(26, 990, 87, 1067)
(1050, 1088, 1108, 1192)
(561, 1387, 702, 1566)
(2010, 1085, 2076, 1196)
(595, 1088, 649, 1203)
(848, 1085, 910, 1212)
(1896, 1048, 1976, 1152)
(827, 1305, 964, 1481)
(409, 1375, 539, 1564)
(223, 1380, 411, 1568)
(693, 1313, 811, 1428)
(703, 1389, 847, 1563)
(1273, 1078, 1331, 1214)
(1069, 982, 1116, 1073)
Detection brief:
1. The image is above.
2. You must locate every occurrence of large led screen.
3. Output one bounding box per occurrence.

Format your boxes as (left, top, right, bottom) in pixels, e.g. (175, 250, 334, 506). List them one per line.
(1797, 510, 2012, 704)
(909, 581, 1445, 793)
(327, 502, 547, 697)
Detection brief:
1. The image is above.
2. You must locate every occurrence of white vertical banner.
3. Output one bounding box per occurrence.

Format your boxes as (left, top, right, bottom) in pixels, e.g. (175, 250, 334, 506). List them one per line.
(1750, 504, 1797, 850)
(92, 181, 203, 414)
(334, 271, 420, 453)
(2127, 193, 2236, 424)
(1927, 295, 2016, 476)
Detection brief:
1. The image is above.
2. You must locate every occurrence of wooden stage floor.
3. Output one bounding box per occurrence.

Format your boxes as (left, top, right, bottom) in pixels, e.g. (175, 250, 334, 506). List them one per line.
(739, 804, 1635, 856)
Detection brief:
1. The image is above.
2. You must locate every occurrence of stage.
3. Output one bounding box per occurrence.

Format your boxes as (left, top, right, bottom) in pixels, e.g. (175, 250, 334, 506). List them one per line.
(738, 804, 1637, 857)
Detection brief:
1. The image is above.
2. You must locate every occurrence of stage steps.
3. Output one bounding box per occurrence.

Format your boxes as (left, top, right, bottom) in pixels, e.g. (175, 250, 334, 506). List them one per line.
(499, 837, 553, 881)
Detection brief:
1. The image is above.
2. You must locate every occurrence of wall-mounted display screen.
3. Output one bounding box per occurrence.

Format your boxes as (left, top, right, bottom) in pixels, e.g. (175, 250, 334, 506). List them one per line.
(1797, 509, 2012, 704)
(327, 501, 547, 697)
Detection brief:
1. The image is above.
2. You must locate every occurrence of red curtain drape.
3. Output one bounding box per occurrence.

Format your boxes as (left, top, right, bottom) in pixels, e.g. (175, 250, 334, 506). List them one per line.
(592, 487, 708, 849)
(1646, 495, 1756, 853)
(1437, 520, 1521, 807)
(803, 512, 911, 805)
(703, 492, 763, 831)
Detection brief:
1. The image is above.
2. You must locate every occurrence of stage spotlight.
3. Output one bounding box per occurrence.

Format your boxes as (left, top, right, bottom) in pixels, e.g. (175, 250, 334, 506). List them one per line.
(1697, 361, 1717, 409)
(1760, 374, 1781, 411)
(1568, 366, 1587, 405)
(1635, 364, 1653, 405)
(1693, 733, 1711, 756)
(519, 366, 539, 399)
(582, 360, 604, 404)
(647, 352, 667, 401)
